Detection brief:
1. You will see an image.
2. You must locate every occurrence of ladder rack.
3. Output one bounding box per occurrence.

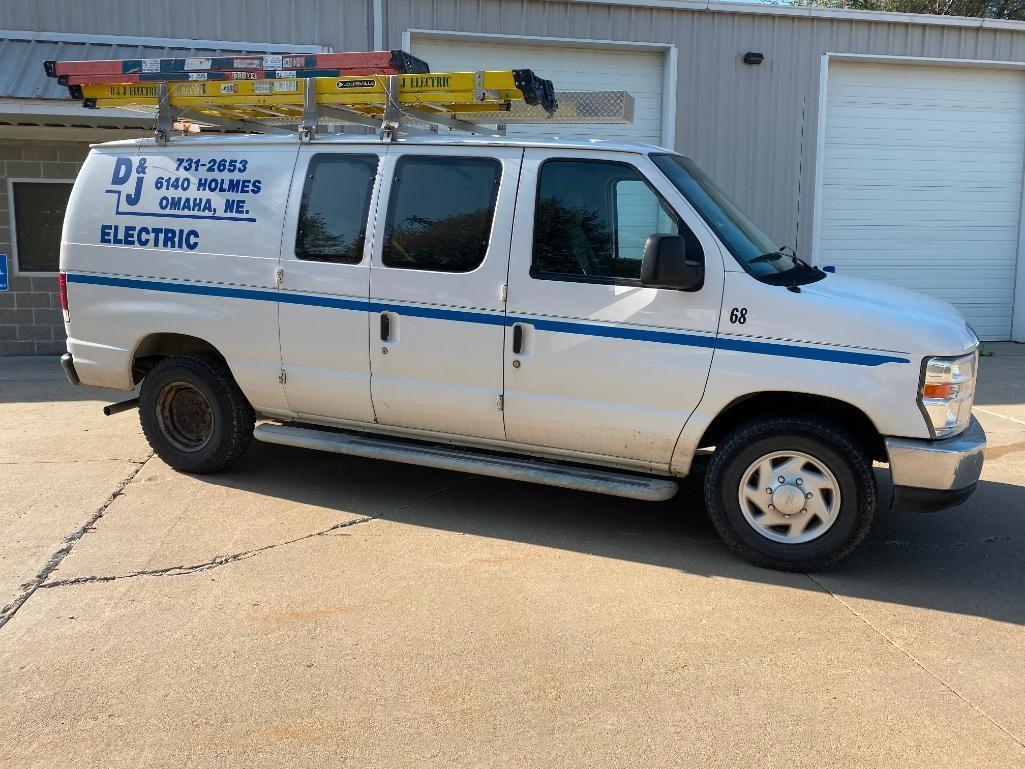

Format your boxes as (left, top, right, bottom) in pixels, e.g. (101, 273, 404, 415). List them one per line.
(44, 50, 635, 142)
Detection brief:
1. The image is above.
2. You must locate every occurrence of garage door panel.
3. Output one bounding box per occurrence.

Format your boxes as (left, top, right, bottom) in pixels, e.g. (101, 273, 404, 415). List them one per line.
(821, 249, 1019, 260)
(823, 185, 1019, 194)
(822, 158, 1021, 173)
(829, 67, 1024, 89)
(821, 226, 1019, 240)
(821, 264, 1017, 277)
(825, 130, 1025, 149)
(821, 171, 1022, 186)
(825, 124, 1025, 140)
(410, 36, 664, 145)
(826, 146, 1024, 160)
(826, 107, 1025, 126)
(821, 208, 1022, 223)
(822, 198, 1021, 213)
(819, 61, 1025, 340)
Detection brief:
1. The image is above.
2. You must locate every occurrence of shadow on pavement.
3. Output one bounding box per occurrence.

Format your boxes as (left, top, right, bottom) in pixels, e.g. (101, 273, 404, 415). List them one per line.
(0, 357, 126, 406)
(0, 382, 128, 405)
(197, 441, 1025, 627)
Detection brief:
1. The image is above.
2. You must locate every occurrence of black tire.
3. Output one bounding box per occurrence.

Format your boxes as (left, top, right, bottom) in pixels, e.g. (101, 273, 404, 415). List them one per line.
(703, 416, 876, 571)
(139, 355, 254, 473)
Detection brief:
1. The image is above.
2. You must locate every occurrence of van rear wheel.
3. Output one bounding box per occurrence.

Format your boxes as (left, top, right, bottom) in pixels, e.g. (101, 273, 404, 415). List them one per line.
(703, 416, 876, 571)
(139, 355, 254, 473)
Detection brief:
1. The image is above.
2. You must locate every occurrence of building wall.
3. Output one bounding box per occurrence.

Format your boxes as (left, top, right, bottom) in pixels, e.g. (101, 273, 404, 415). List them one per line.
(382, 1, 1025, 255)
(0, 0, 373, 51)
(4, 1, 1025, 353)
(7, 0, 1025, 256)
(0, 139, 89, 356)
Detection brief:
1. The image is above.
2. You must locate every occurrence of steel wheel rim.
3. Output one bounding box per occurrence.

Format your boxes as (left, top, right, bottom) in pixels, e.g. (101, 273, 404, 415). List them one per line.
(155, 381, 214, 453)
(738, 450, 842, 544)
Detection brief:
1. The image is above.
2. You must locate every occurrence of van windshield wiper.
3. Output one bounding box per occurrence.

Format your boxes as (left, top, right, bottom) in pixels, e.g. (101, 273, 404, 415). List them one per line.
(752, 246, 823, 275)
(778, 245, 823, 274)
(751, 246, 828, 292)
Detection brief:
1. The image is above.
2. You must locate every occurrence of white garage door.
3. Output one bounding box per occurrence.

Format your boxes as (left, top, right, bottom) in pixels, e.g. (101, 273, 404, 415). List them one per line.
(818, 61, 1025, 340)
(409, 36, 665, 145)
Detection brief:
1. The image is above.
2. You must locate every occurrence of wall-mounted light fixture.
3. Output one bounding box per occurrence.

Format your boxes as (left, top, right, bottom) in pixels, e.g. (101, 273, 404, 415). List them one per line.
(743, 51, 764, 65)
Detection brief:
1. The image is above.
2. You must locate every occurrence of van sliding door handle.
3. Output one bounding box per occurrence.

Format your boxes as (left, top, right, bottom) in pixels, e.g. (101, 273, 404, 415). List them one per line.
(380, 313, 391, 341)
(512, 323, 524, 354)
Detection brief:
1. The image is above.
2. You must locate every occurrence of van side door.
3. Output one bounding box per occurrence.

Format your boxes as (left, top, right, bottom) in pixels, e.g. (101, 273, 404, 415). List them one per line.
(367, 145, 521, 440)
(503, 149, 725, 470)
(278, 145, 385, 421)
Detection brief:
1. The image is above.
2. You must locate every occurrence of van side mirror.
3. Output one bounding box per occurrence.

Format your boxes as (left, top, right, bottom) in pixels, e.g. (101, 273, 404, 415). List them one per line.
(640, 234, 703, 291)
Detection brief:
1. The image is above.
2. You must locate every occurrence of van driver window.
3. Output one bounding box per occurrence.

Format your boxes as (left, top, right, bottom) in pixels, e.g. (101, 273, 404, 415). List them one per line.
(295, 154, 379, 264)
(382, 155, 502, 273)
(532, 159, 694, 284)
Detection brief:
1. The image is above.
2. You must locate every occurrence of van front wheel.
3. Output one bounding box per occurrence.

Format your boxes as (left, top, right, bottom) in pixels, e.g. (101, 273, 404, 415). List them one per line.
(704, 416, 877, 571)
(139, 355, 254, 473)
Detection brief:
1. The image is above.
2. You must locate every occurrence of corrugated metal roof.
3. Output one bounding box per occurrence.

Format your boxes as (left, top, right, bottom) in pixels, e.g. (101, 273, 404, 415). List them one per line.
(0, 33, 326, 100)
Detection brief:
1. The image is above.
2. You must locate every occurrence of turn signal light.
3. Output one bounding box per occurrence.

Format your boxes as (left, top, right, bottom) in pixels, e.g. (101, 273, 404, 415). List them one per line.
(922, 383, 956, 399)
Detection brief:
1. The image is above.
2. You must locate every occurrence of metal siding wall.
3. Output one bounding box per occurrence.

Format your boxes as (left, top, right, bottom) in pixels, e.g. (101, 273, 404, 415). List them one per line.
(7, 0, 1025, 253)
(383, 2, 1025, 256)
(0, 0, 372, 51)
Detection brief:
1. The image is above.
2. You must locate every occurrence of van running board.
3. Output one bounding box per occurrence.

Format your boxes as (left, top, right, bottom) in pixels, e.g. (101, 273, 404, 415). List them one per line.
(254, 423, 679, 502)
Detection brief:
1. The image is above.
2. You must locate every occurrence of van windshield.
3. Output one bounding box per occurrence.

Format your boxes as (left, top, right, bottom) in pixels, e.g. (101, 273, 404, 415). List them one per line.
(650, 153, 802, 280)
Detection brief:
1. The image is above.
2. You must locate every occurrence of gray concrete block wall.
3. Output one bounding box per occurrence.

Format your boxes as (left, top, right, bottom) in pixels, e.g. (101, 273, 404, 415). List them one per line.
(0, 139, 89, 356)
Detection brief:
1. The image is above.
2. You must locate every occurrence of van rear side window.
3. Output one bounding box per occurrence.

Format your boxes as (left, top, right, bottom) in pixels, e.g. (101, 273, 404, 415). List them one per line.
(382, 156, 501, 273)
(295, 154, 379, 264)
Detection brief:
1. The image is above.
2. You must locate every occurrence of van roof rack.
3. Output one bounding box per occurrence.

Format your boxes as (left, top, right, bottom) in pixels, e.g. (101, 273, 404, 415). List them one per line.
(43, 50, 635, 143)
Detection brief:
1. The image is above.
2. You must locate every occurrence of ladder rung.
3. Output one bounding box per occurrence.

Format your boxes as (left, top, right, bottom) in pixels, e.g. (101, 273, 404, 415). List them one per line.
(45, 50, 429, 82)
(60, 68, 410, 86)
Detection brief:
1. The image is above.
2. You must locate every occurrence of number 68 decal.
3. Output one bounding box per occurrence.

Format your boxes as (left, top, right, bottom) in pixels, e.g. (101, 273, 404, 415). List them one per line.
(729, 307, 748, 324)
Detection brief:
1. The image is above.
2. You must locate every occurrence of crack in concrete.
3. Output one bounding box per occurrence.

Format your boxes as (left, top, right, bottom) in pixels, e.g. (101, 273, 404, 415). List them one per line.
(0, 453, 154, 632)
(806, 572, 1025, 754)
(37, 482, 457, 590)
(40, 514, 378, 588)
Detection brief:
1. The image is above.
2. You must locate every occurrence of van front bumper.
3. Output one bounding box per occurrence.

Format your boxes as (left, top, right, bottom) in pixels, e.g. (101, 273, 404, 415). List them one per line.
(885, 416, 986, 512)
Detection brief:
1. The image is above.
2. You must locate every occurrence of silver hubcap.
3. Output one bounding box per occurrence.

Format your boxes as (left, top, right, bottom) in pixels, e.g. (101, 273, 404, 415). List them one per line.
(738, 450, 841, 544)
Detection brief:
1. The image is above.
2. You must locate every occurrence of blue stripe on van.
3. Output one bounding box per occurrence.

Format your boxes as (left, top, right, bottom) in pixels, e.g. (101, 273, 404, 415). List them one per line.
(715, 336, 903, 366)
(66, 272, 909, 367)
(280, 291, 366, 312)
(525, 315, 718, 350)
(371, 301, 508, 327)
(69, 273, 281, 303)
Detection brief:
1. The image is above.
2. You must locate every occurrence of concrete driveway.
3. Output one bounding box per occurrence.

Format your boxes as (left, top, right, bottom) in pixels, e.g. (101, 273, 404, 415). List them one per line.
(2, 348, 1025, 768)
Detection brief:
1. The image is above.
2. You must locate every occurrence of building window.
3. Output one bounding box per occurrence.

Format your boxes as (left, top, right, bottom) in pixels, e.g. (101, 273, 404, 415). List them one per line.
(532, 159, 694, 285)
(382, 156, 501, 273)
(295, 154, 379, 264)
(11, 181, 74, 274)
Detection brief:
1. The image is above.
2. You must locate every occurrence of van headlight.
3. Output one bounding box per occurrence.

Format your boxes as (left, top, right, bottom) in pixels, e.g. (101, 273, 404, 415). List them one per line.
(919, 351, 978, 438)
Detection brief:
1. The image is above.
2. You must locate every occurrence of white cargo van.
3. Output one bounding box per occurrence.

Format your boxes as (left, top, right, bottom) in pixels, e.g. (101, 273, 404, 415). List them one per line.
(58, 131, 985, 570)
